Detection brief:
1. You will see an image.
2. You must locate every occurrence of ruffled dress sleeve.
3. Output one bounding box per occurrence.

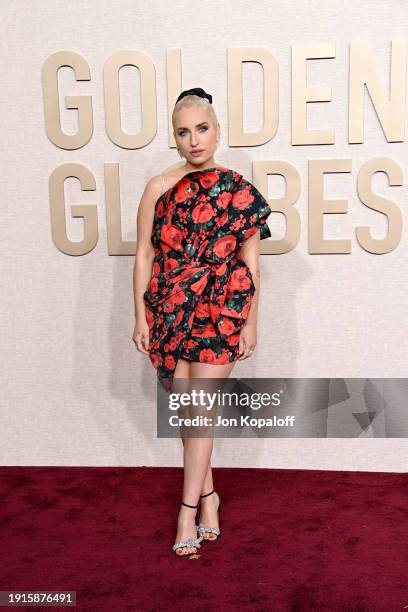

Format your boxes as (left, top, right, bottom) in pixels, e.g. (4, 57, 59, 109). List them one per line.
(230, 174, 272, 241)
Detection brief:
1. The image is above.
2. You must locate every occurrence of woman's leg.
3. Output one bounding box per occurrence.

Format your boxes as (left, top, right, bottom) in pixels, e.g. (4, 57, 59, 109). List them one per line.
(172, 356, 214, 555)
(188, 360, 237, 540)
(172, 357, 237, 553)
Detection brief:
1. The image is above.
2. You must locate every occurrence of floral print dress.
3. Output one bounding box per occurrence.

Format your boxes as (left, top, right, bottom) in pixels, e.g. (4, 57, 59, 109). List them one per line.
(143, 166, 272, 391)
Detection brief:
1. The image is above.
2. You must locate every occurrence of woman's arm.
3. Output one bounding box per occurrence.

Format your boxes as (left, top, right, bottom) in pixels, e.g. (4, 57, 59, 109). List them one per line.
(132, 175, 162, 353)
(237, 230, 260, 359)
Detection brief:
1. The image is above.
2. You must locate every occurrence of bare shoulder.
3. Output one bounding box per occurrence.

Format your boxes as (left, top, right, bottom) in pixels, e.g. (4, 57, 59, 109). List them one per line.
(149, 166, 189, 198)
(144, 167, 182, 195)
(137, 175, 164, 212)
(143, 173, 164, 197)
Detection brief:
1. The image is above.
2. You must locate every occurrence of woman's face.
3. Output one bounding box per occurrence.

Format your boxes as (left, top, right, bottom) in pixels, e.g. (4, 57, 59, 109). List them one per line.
(173, 105, 219, 165)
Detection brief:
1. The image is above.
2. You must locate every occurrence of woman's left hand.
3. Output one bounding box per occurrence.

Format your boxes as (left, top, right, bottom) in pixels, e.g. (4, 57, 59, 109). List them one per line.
(238, 322, 257, 360)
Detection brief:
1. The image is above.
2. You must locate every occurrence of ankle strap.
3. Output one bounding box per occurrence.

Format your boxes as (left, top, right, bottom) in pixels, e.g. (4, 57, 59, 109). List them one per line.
(200, 489, 215, 498)
(181, 501, 198, 508)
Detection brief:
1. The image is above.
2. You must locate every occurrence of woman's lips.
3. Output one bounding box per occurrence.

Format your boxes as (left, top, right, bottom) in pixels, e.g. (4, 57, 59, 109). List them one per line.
(191, 150, 204, 156)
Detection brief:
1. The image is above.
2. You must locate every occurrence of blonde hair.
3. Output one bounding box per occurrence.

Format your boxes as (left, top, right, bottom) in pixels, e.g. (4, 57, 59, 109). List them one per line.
(172, 94, 218, 132)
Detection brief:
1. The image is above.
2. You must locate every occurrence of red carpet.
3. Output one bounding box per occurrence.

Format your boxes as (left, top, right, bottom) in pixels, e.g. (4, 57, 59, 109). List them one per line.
(0, 466, 407, 611)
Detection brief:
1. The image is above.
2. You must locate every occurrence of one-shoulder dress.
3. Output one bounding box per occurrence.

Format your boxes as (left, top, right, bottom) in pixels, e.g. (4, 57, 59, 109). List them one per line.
(143, 166, 272, 391)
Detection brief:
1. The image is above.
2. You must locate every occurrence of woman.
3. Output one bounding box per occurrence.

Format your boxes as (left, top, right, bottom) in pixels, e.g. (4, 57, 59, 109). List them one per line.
(133, 87, 272, 557)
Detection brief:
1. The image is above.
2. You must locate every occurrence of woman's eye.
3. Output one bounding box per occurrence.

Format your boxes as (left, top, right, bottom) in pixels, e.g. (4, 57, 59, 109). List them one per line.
(178, 126, 208, 136)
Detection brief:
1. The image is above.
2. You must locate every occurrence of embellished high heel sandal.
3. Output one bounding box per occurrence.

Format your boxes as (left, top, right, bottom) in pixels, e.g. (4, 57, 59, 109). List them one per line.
(196, 489, 221, 541)
(172, 500, 203, 558)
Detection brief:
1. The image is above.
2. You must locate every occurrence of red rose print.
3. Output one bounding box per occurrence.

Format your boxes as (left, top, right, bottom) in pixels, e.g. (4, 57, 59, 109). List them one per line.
(198, 170, 221, 190)
(218, 317, 235, 335)
(162, 301, 173, 314)
(217, 192, 232, 209)
(145, 308, 154, 326)
(228, 268, 252, 291)
(217, 191, 232, 208)
(199, 348, 218, 363)
(191, 323, 217, 338)
(174, 178, 198, 203)
(190, 273, 209, 294)
(148, 276, 159, 294)
(232, 185, 254, 210)
(244, 226, 259, 239)
(241, 298, 252, 318)
(156, 200, 165, 217)
(192, 202, 215, 224)
(209, 303, 221, 320)
(164, 257, 181, 272)
(221, 305, 240, 317)
(185, 338, 199, 349)
(172, 290, 186, 305)
(226, 333, 240, 346)
(196, 300, 211, 318)
(213, 235, 237, 258)
(144, 167, 272, 391)
(163, 290, 186, 312)
(214, 352, 231, 364)
(219, 211, 229, 226)
(165, 355, 176, 369)
(175, 310, 184, 326)
(215, 262, 226, 276)
(161, 223, 183, 250)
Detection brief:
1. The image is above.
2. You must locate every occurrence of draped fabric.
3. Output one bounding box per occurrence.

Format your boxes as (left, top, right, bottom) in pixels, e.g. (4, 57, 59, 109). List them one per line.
(143, 166, 272, 391)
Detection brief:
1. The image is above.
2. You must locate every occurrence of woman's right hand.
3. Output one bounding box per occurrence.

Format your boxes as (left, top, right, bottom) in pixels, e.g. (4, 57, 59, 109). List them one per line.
(132, 320, 150, 355)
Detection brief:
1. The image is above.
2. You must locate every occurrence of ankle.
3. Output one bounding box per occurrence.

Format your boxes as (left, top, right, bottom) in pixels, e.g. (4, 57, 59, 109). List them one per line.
(178, 504, 197, 521)
(200, 488, 215, 498)
(179, 507, 197, 517)
(200, 490, 216, 502)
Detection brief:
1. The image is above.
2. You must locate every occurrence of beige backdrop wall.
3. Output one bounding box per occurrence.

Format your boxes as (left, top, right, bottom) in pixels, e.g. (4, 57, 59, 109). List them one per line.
(2, 0, 407, 470)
